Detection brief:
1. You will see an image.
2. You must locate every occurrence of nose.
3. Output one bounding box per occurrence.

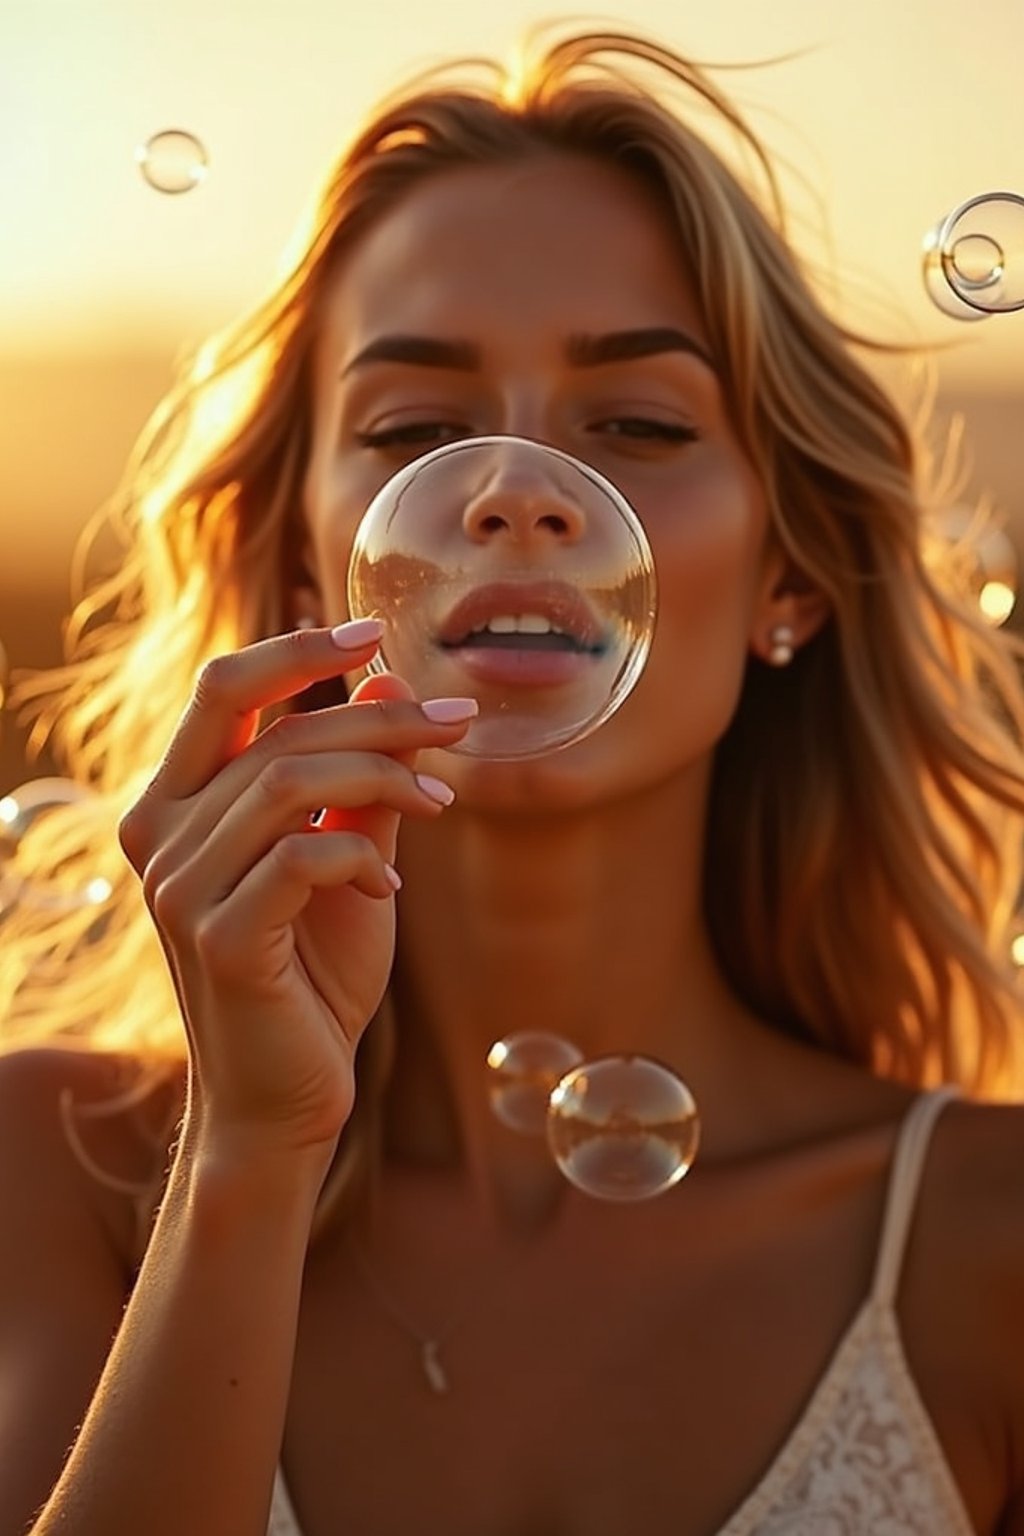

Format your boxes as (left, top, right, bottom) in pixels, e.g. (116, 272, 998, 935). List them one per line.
(461, 443, 587, 547)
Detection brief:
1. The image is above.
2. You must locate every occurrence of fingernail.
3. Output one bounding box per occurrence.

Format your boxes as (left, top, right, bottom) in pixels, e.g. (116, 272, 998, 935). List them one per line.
(421, 697, 479, 723)
(330, 617, 384, 649)
(384, 863, 402, 892)
(415, 773, 456, 806)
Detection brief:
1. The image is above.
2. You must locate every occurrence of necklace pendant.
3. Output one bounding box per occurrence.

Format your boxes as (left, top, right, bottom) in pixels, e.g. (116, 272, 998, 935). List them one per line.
(421, 1339, 449, 1394)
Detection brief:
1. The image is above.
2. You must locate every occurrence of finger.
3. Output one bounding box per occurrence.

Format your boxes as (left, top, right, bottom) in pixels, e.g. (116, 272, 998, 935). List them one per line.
(192, 830, 399, 980)
(316, 671, 420, 834)
(154, 620, 385, 799)
(348, 671, 417, 708)
(122, 687, 476, 879)
(153, 750, 453, 918)
(312, 672, 463, 859)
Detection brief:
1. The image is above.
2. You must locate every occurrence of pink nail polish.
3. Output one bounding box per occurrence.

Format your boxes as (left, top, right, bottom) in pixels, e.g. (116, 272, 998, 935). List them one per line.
(421, 697, 479, 723)
(415, 773, 456, 806)
(384, 863, 403, 891)
(330, 618, 384, 649)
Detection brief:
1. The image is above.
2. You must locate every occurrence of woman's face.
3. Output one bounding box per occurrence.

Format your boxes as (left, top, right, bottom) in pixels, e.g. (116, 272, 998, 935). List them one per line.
(303, 152, 783, 806)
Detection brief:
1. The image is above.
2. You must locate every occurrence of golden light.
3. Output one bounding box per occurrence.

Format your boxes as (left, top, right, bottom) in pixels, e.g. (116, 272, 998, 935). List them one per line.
(485, 1039, 509, 1070)
(932, 506, 1018, 627)
(978, 580, 1016, 626)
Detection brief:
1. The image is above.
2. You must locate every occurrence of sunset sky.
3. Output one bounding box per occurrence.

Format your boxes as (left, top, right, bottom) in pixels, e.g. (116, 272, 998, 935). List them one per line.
(2, 0, 1022, 379)
(0, 0, 1021, 616)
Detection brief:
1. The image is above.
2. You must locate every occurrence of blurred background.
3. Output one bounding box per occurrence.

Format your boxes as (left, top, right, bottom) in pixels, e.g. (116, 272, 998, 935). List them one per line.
(1, 0, 1022, 793)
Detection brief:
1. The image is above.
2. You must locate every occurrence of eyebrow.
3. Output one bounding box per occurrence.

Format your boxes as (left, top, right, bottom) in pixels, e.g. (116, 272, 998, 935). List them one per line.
(567, 327, 715, 371)
(340, 326, 716, 377)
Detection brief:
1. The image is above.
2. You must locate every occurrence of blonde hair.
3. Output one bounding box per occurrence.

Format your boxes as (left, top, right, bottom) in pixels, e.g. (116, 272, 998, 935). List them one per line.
(4, 26, 1023, 1216)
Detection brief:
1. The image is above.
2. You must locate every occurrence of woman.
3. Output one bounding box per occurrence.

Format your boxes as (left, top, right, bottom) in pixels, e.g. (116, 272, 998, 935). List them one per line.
(2, 24, 1023, 1536)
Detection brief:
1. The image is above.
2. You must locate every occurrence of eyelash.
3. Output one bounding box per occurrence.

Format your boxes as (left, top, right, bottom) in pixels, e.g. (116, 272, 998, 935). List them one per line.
(354, 419, 700, 450)
(595, 419, 700, 444)
(354, 423, 467, 450)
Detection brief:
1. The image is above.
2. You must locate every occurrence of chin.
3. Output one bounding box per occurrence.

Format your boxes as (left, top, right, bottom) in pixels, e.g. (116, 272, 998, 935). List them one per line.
(418, 716, 697, 816)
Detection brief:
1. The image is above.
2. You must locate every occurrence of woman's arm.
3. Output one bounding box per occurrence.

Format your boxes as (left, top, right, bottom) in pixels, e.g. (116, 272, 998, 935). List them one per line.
(1, 630, 471, 1536)
(0, 1048, 326, 1536)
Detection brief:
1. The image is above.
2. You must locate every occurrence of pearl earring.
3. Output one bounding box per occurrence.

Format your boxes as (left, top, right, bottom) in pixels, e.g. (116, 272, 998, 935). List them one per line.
(768, 624, 796, 667)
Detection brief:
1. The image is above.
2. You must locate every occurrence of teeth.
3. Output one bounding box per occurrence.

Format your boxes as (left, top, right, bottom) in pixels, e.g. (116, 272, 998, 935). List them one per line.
(471, 614, 559, 636)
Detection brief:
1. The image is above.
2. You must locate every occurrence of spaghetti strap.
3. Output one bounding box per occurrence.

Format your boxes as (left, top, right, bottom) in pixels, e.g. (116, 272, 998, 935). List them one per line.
(268, 1466, 302, 1536)
(870, 1086, 960, 1308)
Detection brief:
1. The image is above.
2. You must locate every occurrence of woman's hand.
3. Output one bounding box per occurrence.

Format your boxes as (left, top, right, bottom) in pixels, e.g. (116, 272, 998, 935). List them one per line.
(118, 620, 476, 1162)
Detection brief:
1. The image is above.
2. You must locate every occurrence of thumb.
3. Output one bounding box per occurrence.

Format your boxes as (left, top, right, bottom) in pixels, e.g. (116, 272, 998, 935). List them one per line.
(347, 670, 418, 710)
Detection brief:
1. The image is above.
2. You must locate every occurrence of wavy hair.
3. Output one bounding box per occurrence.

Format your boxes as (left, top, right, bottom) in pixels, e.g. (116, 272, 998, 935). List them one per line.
(3, 25, 1023, 1224)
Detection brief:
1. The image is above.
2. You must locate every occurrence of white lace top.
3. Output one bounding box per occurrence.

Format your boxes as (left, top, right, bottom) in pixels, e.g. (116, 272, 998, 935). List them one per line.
(269, 1088, 974, 1536)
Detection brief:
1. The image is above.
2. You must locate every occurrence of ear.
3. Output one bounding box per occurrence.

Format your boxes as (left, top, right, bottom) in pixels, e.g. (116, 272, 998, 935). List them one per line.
(749, 546, 831, 665)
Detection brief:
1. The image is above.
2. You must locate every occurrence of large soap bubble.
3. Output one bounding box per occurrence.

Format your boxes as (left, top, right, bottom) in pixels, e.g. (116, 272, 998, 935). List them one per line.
(347, 436, 657, 759)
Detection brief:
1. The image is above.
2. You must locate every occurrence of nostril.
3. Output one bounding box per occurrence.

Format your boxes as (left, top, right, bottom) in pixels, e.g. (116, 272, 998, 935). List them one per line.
(479, 514, 509, 534)
(539, 514, 571, 535)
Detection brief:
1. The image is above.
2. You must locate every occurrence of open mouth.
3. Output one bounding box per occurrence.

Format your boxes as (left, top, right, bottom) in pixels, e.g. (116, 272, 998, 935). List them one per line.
(437, 581, 606, 656)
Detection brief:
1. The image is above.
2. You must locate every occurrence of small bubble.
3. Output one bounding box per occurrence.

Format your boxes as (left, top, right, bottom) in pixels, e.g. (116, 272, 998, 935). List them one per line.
(486, 1032, 584, 1135)
(923, 192, 1024, 317)
(136, 129, 208, 194)
(547, 1055, 700, 1201)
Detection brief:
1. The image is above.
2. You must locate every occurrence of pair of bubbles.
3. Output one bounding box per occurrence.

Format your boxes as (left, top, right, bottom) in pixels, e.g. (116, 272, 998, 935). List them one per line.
(1, 779, 701, 1199)
(137, 128, 1024, 321)
(486, 1031, 699, 1200)
(923, 192, 1024, 319)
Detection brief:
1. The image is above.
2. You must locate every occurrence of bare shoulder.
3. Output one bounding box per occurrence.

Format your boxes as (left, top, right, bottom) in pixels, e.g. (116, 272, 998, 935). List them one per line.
(910, 1094, 1024, 1501)
(912, 1093, 1024, 1322)
(925, 1093, 1024, 1270)
(874, 1092, 1024, 1532)
(0, 1048, 182, 1528)
(0, 1045, 183, 1268)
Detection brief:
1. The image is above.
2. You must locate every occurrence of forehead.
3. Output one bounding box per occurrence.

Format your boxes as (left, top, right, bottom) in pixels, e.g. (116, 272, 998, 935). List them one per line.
(317, 153, 708, 365)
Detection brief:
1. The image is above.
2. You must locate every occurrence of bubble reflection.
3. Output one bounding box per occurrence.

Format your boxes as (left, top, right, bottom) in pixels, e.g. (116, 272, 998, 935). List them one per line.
(136, 130, 208, 194)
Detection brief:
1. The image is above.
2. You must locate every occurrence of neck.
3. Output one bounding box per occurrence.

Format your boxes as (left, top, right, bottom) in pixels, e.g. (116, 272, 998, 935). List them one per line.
(383, 763, 769, 1227)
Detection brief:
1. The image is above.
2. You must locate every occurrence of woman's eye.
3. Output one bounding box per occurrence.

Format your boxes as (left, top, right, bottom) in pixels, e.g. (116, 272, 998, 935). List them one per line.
(594, 418, 700, 444)
(354, 422, 470, 451)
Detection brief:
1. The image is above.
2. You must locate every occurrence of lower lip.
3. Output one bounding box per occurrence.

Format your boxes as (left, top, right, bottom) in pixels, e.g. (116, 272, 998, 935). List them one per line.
(443, 645, 596, 688)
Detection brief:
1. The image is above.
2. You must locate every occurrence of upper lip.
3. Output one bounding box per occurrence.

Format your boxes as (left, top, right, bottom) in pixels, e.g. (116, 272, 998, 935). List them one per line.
(437, 581, 606, 650)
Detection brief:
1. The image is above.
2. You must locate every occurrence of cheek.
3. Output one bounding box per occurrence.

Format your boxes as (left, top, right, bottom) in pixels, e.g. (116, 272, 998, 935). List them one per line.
(303, 452, 384, 624)
(652, 458, 765, 634)
(641, 459, 766, 717)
